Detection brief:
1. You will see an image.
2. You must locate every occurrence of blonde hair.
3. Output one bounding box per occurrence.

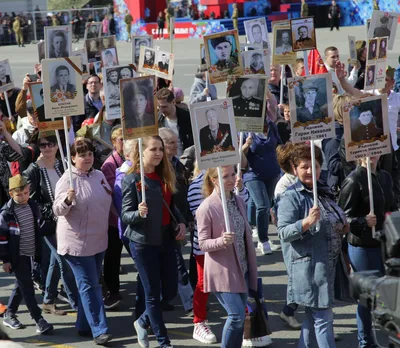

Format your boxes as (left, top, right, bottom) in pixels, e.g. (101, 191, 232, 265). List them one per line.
(123, 139, 136, 158)
(111, 126, 123, 144)
(127, 135, 176, 193)
(202, 167, 219, 197)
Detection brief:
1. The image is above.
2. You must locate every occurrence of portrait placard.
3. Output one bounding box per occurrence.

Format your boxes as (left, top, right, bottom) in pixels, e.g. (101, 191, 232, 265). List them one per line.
(204, 30, 243, 84)
(71, 48, 89, 80)
(44, 25, 72, 59)
(138, 47, 174, 81)
(85, 36, 117, 75)
(272, 20, 290, 28)
(272, 26, 296, 65)
(348, 36, 357, 64)
(84, 21, 102, 41)
(368, 10, 399, 50)
(101, 48, 119, 68)
(343, 95, 390, 161)
(227, 76, 267, 133)
(37, 41, 45, 63)
(0, 59, 14, 93)
(189, 98, 239, 170)
(364, 36, 387, 91)
(290, 17, 316, 52)
(242, 50, 270, 77)
(288, 73, 335, 143)
(132, 36, 153, 67)
(200, 44, 208, 70)
(244, 18, 270, 50)
(103, 65, 137, 120)
(28, 82, 64, 131)
(120, 75, 158, 140)
(41, 57, 84, 118)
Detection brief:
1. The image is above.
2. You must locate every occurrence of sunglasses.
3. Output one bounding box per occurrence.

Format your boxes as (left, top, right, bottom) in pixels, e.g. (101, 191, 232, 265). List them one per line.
(39, 142, 56, 149)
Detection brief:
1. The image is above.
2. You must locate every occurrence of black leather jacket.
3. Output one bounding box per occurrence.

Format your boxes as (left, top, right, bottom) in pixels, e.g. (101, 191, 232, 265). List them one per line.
(121, 172, 185, 246)
(338, 166, 396, 248)
(22, 160, 64, 232)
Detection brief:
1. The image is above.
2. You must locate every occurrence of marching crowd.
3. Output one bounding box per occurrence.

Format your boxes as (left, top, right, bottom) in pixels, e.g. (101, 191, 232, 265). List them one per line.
(0, 38, 399, 348)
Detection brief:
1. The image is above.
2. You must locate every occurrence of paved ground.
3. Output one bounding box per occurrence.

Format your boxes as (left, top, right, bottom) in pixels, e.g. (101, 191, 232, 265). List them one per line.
(0, 25, 397, 347)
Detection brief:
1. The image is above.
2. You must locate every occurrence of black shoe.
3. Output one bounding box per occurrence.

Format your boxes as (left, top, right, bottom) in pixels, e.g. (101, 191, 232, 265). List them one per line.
(161, 302, 174, 311)
(78, 330, 92, 337)
(103, 293, 121, 310)
(57, 288, 69, 304)
(3, 314, 24, 330)
(94, 333, 112, 345)
(36, 318, 54, 334)
(186, 309, 194, 317)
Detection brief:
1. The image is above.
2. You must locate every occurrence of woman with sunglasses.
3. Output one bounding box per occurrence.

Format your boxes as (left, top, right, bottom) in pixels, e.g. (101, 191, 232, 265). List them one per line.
(23, 131, 78, 315)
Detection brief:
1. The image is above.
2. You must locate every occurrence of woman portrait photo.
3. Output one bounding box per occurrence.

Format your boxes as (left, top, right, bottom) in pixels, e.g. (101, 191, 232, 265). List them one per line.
(143, 49, 155, 69)
(378, 37, 387, 59)
(119, 67, 135, 80)
(123, 80, 155, 129)
(366, 65, 375, 87)
(86, 39, 99, 61)
(208, 35, 239, 71)
(48, 29, 70, 59)
(133, 37, 152, 65)
(368, 39, 377, 60)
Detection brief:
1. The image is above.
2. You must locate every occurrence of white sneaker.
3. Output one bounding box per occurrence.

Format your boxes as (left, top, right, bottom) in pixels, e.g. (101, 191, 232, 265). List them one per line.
(252, 227, 258, 239)
(193, 321, 217, 344)
(279, 311, 302, 330)
(242, 335, 273, 347)
(269, 240, 282, 251)
(258, 241, 272, 255)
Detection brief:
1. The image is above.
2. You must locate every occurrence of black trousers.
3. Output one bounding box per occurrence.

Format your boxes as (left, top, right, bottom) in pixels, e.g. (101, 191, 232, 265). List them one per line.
(103, 225, 123, 295)
(330, 17, 340, 30)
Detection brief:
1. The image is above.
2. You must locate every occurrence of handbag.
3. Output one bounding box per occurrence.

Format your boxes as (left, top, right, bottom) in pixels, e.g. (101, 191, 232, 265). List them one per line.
(244, 278, 272, 339)
(334, 250, 355, 303)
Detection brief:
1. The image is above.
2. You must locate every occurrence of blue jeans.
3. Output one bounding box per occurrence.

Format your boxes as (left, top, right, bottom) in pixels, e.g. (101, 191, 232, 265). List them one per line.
(43, 235, 78, 309)
(133, 241, 178, 347)
(65, 252, 108, 338)
(298, 307, 335, 348)
(7, 256, 42, 322)
(214, 291, 248, 348)
(348, 244, 384, 348)
(245, 177, 278, 242)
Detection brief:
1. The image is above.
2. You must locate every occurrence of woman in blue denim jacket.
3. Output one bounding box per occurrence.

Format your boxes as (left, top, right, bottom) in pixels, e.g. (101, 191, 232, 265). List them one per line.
(277, 144, 348, 348)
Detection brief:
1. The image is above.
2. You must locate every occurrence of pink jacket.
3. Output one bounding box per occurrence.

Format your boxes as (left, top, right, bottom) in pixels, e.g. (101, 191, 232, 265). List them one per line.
(53, 166, 112, 257)
(196, 190, 258, 293)
(102, 19, 109, 34)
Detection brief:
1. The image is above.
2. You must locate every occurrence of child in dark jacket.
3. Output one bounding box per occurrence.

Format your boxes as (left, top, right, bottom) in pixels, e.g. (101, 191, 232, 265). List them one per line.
(0, 175, 53, 334)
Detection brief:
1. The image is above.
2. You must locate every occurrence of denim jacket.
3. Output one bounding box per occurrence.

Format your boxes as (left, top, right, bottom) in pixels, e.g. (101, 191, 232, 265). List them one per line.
(277, 179, 342, 309)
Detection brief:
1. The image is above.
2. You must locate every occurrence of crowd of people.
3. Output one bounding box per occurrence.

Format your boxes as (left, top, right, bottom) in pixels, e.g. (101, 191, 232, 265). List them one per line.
(0, 25, 399, 348)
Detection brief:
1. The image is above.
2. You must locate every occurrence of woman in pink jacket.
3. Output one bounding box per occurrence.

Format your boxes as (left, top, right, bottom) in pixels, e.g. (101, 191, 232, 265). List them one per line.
(196, 165, 258, 348)
(53, 138, 112, 345)
(102, 15, 109, 36)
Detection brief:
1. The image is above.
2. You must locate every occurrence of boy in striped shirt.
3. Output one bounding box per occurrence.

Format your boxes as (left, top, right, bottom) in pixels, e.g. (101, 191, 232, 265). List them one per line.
(0, 175, 53, 334)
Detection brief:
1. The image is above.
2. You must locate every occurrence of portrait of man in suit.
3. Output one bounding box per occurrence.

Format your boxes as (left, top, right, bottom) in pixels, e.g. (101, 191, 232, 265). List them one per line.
(158, 54, 169, 74)
(50, 65, 76, 98)
(250, 23, 268, 49)
(0, 65, 11, 86)
(294, 25, 314, 50)
(296, 80, 328, 123)
(199, 108, 233, 156)
(49, 30, 69, 58)
(276, 30, 293, 54)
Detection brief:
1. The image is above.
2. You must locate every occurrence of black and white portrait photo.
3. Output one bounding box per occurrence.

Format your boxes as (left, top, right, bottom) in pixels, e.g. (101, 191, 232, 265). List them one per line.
(344, 95, 390, 161)
(368, 10, 399, 50)
(272, 26, 296, 66)
(101, 48, 119, 67)
(365, 65, 376, 87)
(138, 47, 174, 81)
(132, 36, 153, 66)
(0, 59, 14, 92)
(44, 26, 72, 59)
(86, 38, 100, 62)
(291, 18, 316, 52)
(71, 48, 89, 78)
(242, 50, 269, 76)
(204, 30, 243, 84)
(157, 54, 169, 74)
(244, 18, 270, 50)
(41, 57, 84, 119)
(84, 22, 102, 40)
(37, 40, 45, 63)
(275, 29, 293, 55)
(368, 39, 378, 60)
(350, 100, 383, 143)
(121, 75, 157, 139)
(143, 48, 155, 68)
(189, 99, 239, 169)
(103, 65, 136, 120)
(378, 37, 388, 59)
(101, 36, 116, 50)
(288, 74, 335, 143)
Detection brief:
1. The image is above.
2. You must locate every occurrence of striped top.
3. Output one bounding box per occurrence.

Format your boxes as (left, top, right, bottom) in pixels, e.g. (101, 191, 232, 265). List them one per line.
(188, 171, 249, 256)
(14, 204, 36, 257)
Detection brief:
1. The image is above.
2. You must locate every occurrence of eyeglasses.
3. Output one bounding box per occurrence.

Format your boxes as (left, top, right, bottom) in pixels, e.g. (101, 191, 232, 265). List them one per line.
(39, 142, 56, 149)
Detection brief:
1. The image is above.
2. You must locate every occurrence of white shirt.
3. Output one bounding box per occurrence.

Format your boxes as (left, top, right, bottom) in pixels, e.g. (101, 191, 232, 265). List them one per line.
(164, 117, 183, 157)
(325, 64, 358, 96)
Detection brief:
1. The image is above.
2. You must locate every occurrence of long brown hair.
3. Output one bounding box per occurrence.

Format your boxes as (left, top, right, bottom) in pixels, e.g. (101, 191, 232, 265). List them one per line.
(127, 135, 176, 193)
(202, 167, 218, 197)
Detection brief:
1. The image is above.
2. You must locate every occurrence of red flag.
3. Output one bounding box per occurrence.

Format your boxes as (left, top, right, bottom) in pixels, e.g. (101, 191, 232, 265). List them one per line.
(307, 49, 328, 75)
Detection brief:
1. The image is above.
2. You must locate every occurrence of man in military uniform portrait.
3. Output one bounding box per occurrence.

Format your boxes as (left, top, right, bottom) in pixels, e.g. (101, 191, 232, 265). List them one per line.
(250, 23, 268, 49)
(249, 53, 265, 74)
(373, 15, 391, 38)
(232, 78, 263, 117)
(199, 108, 233, 156)
(297, 80, 328, 123)
(351, 103, 383, 143)
(294, 25, 314, 50)
(210, 36, 239, 71)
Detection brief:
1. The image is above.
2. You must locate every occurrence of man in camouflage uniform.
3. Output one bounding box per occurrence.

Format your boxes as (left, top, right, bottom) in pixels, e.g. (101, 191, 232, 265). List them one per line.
(13, 16, 24, 47)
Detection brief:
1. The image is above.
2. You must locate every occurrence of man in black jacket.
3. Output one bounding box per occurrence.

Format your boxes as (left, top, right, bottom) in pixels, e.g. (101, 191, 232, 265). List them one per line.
(157, 88, 194, 156)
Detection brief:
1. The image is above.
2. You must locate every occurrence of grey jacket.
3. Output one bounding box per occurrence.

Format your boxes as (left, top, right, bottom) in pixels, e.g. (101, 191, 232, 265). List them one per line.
(189, 77, 217, 104)
(121, 172, 185, 246)
(277, 179, 345, 309)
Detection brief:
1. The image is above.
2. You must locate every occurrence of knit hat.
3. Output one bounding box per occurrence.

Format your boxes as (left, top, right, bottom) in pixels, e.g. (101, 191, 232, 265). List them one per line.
(9, 174, 28, 191)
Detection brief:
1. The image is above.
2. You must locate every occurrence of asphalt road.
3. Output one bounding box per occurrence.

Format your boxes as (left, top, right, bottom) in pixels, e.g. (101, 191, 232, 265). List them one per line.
(0, 25, 397, 347)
